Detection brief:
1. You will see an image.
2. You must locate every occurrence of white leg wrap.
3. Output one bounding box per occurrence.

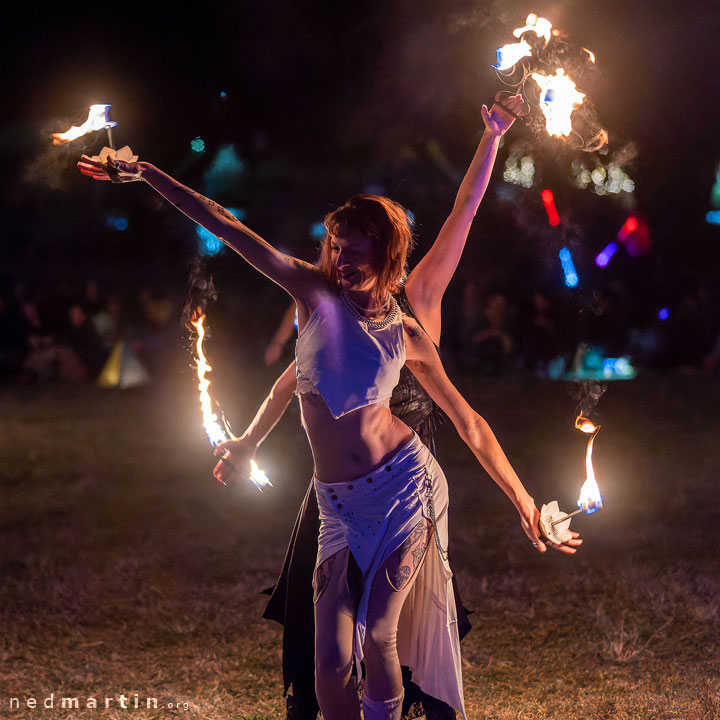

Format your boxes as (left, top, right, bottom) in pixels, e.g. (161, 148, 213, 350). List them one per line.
(361, 692, 404, 720)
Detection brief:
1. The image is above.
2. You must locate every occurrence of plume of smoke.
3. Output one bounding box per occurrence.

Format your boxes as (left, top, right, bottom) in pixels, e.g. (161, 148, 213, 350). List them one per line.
(611, 141, 638, 168)
(23, 121, 104, 191)
(182, 258, 235, 436)
(182, 257, 218, 331)
(575, 380, 606, 419)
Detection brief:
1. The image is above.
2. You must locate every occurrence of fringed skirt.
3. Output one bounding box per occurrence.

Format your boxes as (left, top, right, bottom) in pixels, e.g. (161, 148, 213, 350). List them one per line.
(313, 432, 466, 720)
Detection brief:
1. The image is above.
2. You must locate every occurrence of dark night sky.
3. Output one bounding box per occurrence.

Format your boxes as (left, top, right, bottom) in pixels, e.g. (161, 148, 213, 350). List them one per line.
(2, 0, 720, 311)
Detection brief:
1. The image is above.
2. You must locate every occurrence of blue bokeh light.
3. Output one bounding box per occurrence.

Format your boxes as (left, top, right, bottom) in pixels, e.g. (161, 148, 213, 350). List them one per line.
(190, 136, 206, 153)
(198, 229, 223, 256)
(196, 207, 246, 255)
(310, 222, 326, 240)
(595, 241, 619, 268)
(105, 214, 128, 231)
(603, 357, 635, 379)
(559, 247, 579, 287)
(706, 210, 720, 225)
(658, 307, 670, 321)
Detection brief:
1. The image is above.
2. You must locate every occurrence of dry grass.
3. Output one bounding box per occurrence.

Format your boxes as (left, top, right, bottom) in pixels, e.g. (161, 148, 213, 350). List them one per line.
(1, 369, 719, 719)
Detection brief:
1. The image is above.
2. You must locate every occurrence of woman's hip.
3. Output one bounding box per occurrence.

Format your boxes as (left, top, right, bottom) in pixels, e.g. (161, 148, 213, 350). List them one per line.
(313, 432, 448, 571)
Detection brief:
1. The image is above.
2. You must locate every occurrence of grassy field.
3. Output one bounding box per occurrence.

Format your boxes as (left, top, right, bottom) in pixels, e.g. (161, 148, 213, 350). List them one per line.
(1, 368, 719, 719)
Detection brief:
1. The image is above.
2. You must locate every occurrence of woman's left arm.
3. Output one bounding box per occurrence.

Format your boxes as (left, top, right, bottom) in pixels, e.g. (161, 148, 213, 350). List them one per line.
(404, 95, 526, 344)
(403, 317, 581, 554)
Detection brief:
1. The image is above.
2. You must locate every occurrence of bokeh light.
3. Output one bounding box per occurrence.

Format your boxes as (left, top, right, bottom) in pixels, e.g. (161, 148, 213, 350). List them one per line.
(105, 214, 129, 231)
(559, 247, 579, 287)
(196, 208, 246, 256)
(310, 222, 326, 240)
(595, 241, 619, 268)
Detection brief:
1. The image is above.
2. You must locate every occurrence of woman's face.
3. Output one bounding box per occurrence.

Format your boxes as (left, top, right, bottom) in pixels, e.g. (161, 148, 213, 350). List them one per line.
(329, 231, 377, 292)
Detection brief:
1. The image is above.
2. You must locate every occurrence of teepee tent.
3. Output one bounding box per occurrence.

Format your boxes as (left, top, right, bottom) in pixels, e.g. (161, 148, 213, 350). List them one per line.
(96, 341, 151, 389)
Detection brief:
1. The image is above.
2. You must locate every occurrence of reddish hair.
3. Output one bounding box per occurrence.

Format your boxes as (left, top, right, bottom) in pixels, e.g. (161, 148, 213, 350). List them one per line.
(317, 195, 416, 304)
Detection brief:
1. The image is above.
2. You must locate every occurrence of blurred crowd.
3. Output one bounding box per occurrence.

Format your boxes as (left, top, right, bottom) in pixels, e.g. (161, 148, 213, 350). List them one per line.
(447, 280, 720, 379)
(1, 274, 719, 387)
(0, 278, 182, 385)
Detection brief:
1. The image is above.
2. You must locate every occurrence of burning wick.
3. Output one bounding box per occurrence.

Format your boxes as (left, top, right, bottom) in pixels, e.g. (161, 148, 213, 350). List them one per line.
(52, 104, 117, 148)
(540, 415, 603, 543)
(190, 314, 271, 491)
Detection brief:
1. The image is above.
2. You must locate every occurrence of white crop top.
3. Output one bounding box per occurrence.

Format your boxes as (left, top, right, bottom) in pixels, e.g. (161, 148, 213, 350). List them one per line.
(295, 292, 406, 419)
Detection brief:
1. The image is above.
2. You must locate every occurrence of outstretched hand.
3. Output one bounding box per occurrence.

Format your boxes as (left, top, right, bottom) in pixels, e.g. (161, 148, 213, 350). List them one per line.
(481, 93, 529, 136)
(518, 497, 583, 555)
(77, 155, 145, 183)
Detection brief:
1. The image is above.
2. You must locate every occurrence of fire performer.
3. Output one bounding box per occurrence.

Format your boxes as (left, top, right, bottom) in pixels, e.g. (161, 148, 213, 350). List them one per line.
(210, 96, 559, 720)
(78, 102, 580, 720)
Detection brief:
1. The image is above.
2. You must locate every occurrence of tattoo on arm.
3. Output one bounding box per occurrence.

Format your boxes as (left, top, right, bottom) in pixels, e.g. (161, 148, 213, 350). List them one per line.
(171, 188, 241, 223)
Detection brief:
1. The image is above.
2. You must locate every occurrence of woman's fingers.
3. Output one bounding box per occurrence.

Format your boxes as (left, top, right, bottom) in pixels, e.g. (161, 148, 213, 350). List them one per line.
(78, 154, 103, 167)
(548, 535, 583, 554)
(214, 441, 230, 456)
(78, 166, 110, 180)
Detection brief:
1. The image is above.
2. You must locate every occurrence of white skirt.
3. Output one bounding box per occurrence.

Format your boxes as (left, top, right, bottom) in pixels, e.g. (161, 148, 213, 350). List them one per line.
(314, 432, 466, 720)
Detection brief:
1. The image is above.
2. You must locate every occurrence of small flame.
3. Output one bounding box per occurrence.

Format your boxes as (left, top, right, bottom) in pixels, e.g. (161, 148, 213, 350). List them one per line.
(250, 460, 271, 490)
(513, 13, 553, 43)
(583, 47, 597, 64)
(52, 104, 117, 145)
(575, 415, 603, 513)
(575, 416, 598, 434)
(190, 315, 271, 491)
(531, 69, 585, 138)
(493, 39, 532, 70)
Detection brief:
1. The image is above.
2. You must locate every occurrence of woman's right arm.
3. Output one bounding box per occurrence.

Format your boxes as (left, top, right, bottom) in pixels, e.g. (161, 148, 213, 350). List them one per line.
(403, 316, 582, 554)
(78, 158, 323, 301)
(213, 360, 298, 484)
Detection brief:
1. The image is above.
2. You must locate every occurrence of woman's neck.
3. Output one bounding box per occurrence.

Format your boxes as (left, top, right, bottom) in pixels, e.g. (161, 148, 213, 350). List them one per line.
(343, 287, 390, 313)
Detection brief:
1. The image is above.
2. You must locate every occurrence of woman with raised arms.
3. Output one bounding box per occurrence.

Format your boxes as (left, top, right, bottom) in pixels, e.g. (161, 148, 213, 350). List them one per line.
(210, 94, 557, 720)
(78, 95, 580, 720)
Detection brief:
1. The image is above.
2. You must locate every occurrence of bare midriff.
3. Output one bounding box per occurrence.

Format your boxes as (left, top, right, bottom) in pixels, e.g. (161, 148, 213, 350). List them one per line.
(299, 391, 414, 484)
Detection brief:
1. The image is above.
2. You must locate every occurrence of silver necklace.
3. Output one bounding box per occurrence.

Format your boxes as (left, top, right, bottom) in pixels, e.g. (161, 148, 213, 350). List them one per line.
(341, 290, 398, 329)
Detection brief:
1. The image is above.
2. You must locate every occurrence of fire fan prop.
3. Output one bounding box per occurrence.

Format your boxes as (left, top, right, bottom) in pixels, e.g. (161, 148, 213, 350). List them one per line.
(52, 104, 117, 148)
(492, 13, 608, 152)
(540, 415, 603, 543)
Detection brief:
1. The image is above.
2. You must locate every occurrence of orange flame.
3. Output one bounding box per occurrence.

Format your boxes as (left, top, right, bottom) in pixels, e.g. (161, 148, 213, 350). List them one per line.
(52, 104, 117, 145)
(190, 315, 271, 490)
(575, 415, 603, 512)
(531, 69, 585, 138)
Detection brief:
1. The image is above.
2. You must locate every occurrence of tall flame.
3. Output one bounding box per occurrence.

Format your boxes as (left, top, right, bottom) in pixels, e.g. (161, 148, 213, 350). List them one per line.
(531, 69, 585, 138)
(190, 315, 271, 490)
(575, 416, 603, 513)
(52, 104, 117, 145)
(513, 13, 553, 43)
